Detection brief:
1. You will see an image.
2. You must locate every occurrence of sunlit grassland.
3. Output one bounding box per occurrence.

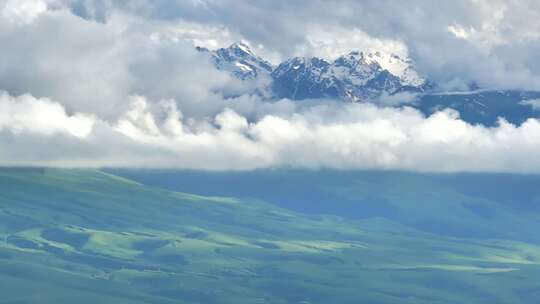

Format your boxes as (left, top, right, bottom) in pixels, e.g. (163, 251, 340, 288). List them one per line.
(0, 168, 539, 303)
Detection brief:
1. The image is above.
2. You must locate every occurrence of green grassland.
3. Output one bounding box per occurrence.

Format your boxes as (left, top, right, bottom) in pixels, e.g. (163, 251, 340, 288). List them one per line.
(0, 169, 540, 303)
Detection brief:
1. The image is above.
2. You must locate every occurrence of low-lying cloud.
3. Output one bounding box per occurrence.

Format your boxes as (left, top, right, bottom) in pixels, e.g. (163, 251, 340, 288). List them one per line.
(0, 92, 94, 137)
(2, 91, 540, 173)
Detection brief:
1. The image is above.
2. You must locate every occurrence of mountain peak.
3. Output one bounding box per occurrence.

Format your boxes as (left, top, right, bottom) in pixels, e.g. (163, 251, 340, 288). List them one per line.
(336, 51, 381, 69)
(228, 42, 255, 57)
(201, 42, 273, 80)
(343, 51, 366, 60)
(272, 56, 330, 80)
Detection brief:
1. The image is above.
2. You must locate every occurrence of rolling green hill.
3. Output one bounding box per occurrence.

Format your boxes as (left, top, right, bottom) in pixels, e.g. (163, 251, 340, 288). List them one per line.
(1, 169, 540, 303)
(109, 169, 540, 243)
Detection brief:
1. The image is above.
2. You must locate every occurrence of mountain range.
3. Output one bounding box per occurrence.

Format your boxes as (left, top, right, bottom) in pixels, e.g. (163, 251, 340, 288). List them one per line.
(198, 42, 429, 101)
(199, 43, 540, 126)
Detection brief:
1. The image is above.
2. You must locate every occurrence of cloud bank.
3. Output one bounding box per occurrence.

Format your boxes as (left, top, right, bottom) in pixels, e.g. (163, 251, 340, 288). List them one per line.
(2, 91, 540, 173)
(1, 0, 540, 172)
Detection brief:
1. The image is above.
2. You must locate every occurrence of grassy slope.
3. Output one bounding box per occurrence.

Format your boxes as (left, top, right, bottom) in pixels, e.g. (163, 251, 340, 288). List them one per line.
(107, 169, 540, 243)
(0, 169, 540, 303)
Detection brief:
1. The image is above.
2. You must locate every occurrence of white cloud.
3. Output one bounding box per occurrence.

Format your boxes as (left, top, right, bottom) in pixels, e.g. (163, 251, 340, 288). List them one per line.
(0, 5, 248, 120)
(154, 20, 236, 50)
(1, 92, 540, 173)
(301, 27, 409, 61)
(1, 0, 48, 24)
(0, 92, 94, 137)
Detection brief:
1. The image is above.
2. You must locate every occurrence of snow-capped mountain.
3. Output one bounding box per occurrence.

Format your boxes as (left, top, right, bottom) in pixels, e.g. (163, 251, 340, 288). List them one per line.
(271, 51, 429, 101)
(197, 42, 273, 80)
(197, 43, 540, 125)
(200, 43, 428, 102)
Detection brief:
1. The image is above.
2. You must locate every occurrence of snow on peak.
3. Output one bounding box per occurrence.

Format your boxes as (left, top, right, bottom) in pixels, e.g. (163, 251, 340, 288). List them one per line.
(229, 42, 255, 56)
(334, 51, 425, 87)
(234, 62, 254, 72)
(200, 42, 273, 80)
(365, 52, 425, 86)
(272, 56, 330, 79)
